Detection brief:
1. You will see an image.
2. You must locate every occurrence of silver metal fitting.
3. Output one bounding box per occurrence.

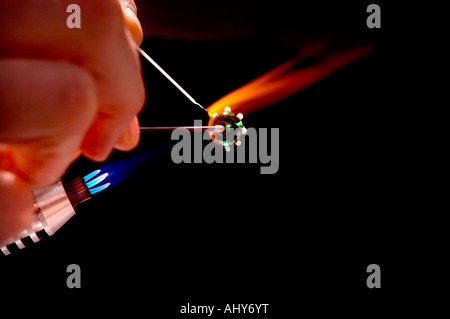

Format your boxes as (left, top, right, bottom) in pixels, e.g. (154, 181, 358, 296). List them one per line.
(0, 181, 76, 256)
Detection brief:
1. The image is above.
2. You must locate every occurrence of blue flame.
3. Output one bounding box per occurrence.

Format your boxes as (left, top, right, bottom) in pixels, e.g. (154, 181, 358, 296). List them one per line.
(85, 173, 109, 189)
(81, 145, 169, 196)
(83, 169, 101, 182)
(88, 183, 111, 195)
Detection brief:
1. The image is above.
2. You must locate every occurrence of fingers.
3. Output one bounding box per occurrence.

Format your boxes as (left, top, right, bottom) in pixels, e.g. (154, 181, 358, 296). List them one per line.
(1, 0, 146, 161)
(0, 0, 146, 242)
(119, 0, 138, 14)
(121, 0, 143, 45)
(80, 109, 136, 161)
(114, 116, 140, 151)
(118, 1, 144, 152)
(0, 59, 97, 185)
(0, 170, 34, 241)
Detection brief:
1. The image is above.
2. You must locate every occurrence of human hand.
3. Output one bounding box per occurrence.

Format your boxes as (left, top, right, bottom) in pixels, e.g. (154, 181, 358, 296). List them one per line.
(0, 0, 145, 241)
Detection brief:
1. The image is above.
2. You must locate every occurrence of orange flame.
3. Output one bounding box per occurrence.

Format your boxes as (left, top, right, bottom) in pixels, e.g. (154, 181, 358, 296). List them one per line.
(207, 41, 374, 117)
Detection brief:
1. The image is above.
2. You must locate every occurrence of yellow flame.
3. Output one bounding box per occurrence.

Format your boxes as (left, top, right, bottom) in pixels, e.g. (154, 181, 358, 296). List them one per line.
(207, 42, 373, 117)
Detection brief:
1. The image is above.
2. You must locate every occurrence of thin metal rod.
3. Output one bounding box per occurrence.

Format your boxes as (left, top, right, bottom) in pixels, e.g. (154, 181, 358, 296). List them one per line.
(140, 126, 224, 132)
(135, 45, 207, 112)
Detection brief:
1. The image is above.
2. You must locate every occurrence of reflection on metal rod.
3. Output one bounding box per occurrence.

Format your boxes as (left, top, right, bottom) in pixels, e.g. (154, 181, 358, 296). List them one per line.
(135, 45, 206, 112)
(140, 125, 225, 132)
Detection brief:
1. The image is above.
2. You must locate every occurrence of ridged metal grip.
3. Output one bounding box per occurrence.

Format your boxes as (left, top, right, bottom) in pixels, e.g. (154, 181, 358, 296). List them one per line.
(0, 181, 76, 256)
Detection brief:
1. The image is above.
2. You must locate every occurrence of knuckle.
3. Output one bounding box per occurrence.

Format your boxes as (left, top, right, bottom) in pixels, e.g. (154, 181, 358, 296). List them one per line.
(111, 78, 146, 118)
(126, 90, 146, 119)
(132, 82, 146, 113)
(55, 64, 97, 127)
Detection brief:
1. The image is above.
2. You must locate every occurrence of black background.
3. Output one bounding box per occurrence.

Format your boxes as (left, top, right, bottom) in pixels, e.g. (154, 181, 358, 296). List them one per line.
(1, 1, 438, 316)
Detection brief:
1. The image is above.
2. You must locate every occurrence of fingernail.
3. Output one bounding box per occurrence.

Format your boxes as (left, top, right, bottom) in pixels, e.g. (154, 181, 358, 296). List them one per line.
(120, 0, 138, 15)
(0, 170, 16, 187)
(125, 7, 143, 45)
